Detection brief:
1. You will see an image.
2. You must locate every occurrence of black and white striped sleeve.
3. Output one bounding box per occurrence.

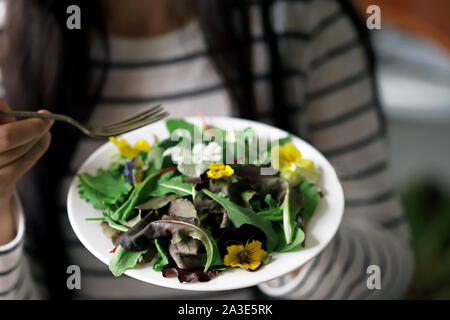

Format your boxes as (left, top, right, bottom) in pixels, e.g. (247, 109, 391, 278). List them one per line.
(258, 0, 413, 299)
(0, 194, 39, 300)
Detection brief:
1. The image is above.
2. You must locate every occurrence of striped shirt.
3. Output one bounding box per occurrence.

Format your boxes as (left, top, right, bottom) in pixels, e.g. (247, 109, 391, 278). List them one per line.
(0, 0, 413, 300)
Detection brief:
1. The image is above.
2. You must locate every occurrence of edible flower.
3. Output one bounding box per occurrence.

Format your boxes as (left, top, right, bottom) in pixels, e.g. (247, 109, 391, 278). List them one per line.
(271, 143, 318, 185)
(206, 163, 234, 179)
(123, 157, 144, 186)
(218, 224, 267, 271)
(110, 137, 151, 159)
(163, 142, 223, 178)
(223, 240, 267, 271)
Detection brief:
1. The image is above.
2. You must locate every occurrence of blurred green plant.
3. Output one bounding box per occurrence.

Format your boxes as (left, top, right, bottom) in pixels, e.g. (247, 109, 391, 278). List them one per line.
(401, 182, 450, 299)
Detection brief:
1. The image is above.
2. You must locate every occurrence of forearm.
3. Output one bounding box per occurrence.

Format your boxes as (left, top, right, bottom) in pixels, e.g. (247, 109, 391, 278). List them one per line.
(0, 196, 16, 245)
(0, 194, 39, 299)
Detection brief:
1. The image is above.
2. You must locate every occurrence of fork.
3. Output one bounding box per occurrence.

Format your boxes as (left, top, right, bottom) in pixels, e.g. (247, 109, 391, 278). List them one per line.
(0, 104, 168, 138)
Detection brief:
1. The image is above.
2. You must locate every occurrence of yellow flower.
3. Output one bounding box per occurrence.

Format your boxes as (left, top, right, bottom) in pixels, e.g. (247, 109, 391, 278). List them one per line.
(134, 158, 144, 186)
(206, 163, 234, 179)
(223, 240, 267, 271)
(271, 143, 301, 171)
(271, 143, 318, 184)
(134, 140, 151, 153)
(109, 137, 151, 159)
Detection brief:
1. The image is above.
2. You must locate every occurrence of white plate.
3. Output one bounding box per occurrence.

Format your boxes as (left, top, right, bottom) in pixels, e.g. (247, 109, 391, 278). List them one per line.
(67, 116, 344, 291)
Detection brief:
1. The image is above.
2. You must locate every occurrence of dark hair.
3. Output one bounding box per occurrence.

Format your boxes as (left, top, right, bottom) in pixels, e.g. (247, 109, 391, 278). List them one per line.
(0, 0, 374, 298)
(0, 0, 291, 298)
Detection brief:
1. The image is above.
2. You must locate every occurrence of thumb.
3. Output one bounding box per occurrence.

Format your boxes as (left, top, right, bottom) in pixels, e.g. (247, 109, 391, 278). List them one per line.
(0, 98, 15, 125)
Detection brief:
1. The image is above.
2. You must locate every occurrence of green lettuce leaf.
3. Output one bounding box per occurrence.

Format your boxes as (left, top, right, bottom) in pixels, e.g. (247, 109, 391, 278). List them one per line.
(153, 239, 169, 271)
(258, 208, 283, 221)
(203, 189, 279, 252)
(281, 186, 302, 244)
(103, 212, 130, 232)
(110, 171, 160, 222)
(149, 172, 193, 197)
(299, 181, 320, 222)
(109, 246, 147, 277)
(264, 194, 279, 209)
(276, 224, 305, 252)
(78, 169, 133, 210)
(200, 238, 223, 267)
(166, 119, 201, 138)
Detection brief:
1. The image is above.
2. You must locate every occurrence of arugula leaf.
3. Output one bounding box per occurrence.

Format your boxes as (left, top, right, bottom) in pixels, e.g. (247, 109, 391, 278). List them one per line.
(149, 172, 193, 197)
(166, 119, 202, 143)
(166, 119, 196, 136)
(153, 239, 169, 271)
(103, 213, 130, 232)
(281, 187, 302, 244)
(203, 190, 279, 252)
(109, 246, 147, 277)
(299, 181, 320, 222)
(78, 170, 132, 209)
(276, 224, 305, 252)
(156, 137, 180, 150)
(258, 208, 283, 221)
(200, 238, 223, 267)
(110, 171, 159, 222)
(263, 255, 272, 265)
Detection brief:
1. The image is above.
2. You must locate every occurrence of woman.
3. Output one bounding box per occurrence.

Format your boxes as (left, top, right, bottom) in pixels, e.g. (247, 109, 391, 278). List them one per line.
(0, 0, 413, 299)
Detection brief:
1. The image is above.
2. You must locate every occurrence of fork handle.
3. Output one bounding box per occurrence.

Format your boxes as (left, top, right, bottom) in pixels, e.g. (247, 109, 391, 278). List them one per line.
(0, 110, 83, 127)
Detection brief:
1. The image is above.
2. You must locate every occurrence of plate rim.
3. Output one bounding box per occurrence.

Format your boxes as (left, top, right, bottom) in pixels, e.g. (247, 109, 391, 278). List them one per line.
(67, 116, 345, 291)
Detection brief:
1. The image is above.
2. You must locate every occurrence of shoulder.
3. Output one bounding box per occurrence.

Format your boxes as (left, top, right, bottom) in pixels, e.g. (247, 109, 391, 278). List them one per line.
(249, 0, 365, 43)
(257, 0, 343, 34)
(249, 0, 363, 52)
(262, 0, 370, 65)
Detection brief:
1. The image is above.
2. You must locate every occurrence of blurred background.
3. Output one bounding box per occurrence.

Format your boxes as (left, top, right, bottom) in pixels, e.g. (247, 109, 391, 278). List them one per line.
(351, 0, 450, 299)
(0, 0, 448, 299)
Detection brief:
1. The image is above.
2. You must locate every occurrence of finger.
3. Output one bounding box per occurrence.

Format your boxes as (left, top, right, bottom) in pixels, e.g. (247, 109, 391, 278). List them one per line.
(0, 116, 54, 152)
(0, 137, 42, 168)
(0, 99, 15, 124)
(0, 132, 51, 189)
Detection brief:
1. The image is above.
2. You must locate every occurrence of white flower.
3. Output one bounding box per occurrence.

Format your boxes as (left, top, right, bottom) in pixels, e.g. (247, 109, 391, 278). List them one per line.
(163, 142, 223, 177)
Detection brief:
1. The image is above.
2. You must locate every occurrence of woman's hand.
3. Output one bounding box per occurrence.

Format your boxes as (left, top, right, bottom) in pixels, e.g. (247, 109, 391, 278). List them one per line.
(0, 99, 54, 244)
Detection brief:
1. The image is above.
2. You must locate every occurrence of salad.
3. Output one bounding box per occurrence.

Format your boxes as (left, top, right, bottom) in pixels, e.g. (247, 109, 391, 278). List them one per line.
(77, 119, 322, 283)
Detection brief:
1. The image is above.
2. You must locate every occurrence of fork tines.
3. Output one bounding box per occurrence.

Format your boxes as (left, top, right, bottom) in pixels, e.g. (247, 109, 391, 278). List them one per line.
(96, 105, 167, 137)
